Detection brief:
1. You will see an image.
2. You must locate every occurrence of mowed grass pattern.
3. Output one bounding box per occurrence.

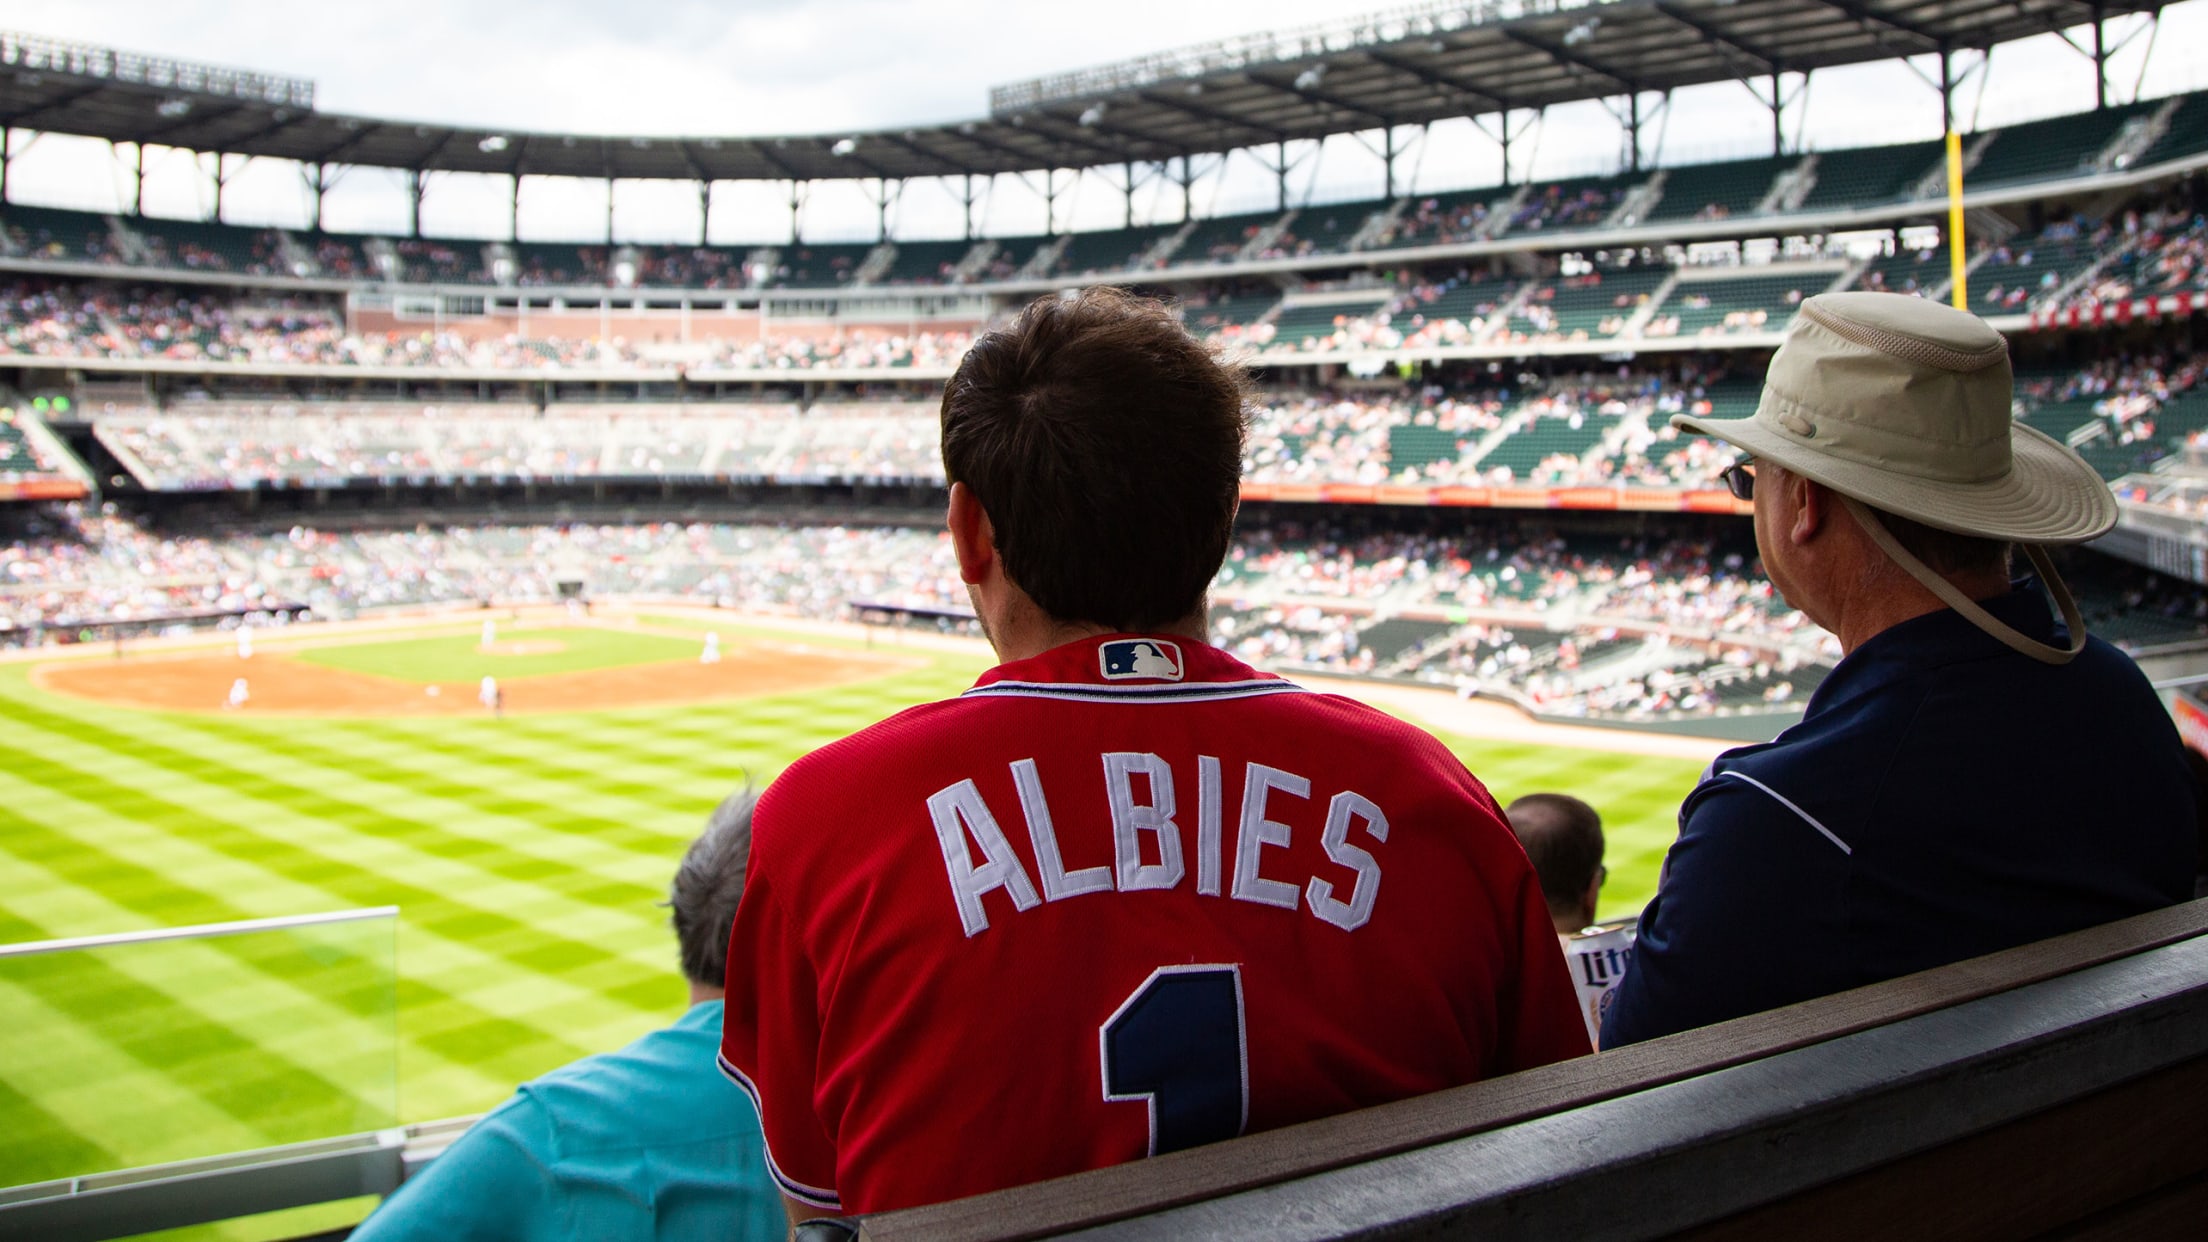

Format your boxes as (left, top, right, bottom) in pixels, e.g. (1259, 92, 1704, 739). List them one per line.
(0, 619, 1702, 1233)
(296, 625, 702, 681)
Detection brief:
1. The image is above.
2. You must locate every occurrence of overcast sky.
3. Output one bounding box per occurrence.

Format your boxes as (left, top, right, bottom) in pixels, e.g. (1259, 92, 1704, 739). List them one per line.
(3, 0, 2204, 243)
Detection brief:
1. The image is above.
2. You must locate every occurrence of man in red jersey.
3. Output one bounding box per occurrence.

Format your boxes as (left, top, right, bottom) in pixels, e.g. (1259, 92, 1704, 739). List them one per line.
(719, 287, 1590, 1223)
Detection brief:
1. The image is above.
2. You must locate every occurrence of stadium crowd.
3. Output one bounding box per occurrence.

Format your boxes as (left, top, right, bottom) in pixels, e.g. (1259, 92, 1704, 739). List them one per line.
(0, 280, 976, 373)
(43, 345, 2206, 496)
(0, 503, 1843, 722)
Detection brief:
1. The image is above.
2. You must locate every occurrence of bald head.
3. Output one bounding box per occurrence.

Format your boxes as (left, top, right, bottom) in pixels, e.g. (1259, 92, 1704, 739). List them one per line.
(1506, 793, 1605, 935)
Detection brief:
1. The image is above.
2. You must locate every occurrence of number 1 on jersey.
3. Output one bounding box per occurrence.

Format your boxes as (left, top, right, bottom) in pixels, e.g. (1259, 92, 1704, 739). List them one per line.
(1100, 964, 1248, 1156)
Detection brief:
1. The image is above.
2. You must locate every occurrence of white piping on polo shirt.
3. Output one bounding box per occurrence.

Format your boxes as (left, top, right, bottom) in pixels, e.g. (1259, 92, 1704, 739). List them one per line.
(1714, 771, 1854, 856)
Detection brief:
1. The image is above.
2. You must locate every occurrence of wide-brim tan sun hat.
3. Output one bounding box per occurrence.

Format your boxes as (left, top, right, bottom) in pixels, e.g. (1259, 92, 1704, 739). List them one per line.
(1671, 290, 2117, 545)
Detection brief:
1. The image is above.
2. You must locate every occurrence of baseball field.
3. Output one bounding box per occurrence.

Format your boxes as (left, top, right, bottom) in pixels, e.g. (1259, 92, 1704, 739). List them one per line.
(0, 609, 1711, 1239)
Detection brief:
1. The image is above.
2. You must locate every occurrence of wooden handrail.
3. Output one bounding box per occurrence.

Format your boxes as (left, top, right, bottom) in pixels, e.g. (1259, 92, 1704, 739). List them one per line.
(860, 897, 2208, 1241)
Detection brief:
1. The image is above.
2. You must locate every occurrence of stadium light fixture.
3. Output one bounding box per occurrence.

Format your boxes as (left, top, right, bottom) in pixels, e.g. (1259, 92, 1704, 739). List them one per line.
(1079, 102, 1106, 127)
(156, 98, 192, 118)
(1564, 18, 1601, 46)
(478, 135, 509, 153)
(1293, 63, 1328, 91)
(832, 137, 859, 156)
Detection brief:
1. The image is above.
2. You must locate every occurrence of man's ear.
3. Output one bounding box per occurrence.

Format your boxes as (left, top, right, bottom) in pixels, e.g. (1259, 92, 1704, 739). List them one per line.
(947, 482, 995, 587)
(1789, 473, 1828, 546)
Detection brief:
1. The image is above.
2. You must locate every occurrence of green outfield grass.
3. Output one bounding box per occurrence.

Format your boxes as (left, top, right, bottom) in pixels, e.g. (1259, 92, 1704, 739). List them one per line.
(0, 619, 1697, 1239)
(294, 624, 701, 681)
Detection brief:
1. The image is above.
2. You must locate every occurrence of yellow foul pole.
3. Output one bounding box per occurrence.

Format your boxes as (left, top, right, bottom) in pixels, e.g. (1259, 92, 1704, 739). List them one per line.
(1946, 131, 1968, 310)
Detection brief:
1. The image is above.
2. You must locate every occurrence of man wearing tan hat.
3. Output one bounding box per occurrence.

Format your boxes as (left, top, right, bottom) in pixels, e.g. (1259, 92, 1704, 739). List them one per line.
(1601, 292, 2196, 1048)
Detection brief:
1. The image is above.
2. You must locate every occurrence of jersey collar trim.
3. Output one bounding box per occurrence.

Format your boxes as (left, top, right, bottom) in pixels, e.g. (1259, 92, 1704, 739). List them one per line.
(964, 678, 1310, 703)
(968, 634, 1298, 702)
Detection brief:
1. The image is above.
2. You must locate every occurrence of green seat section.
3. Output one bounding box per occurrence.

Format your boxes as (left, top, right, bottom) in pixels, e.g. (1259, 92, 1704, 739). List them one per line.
(1477, 401, 1623, 482)
(1184, 292, 1281, 338)
(1506, 174, 1636, 233)
(1664, 273, 1815, 337)
(1971, 222, 2114, 313)
(1268, 296, 1393, 349)
(1176, 210, 1283, 265)
(875, 239, 974, 285)
(1644, 156, 1793, 224)
(2, 205, 119, 263)
(1968, 103, 2148, 189)
(1858, 241, 1954, 297)
(1371, 189, 1499, 250)
(1057, 224, 1177, 276)
(1797, 141, 1944, 211)
(129, 217, 284, 275)
(1515, 265, 1670, 339)
(772, 242, 875, 288)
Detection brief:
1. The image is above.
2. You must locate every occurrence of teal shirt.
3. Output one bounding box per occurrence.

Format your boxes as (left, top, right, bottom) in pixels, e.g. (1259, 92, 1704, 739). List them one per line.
(352, 1002, 783, 1242)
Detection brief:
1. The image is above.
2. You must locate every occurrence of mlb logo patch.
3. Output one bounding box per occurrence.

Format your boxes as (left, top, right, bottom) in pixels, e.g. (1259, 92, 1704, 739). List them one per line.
(1100, 639, 1184, 682)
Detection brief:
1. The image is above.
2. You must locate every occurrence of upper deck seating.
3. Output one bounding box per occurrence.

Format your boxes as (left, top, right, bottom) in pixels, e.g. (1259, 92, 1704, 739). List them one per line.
(774, 242, 874, 288)
(1056, 225, 1175, 276)
(1, 205, 117, 263)
(975, 234, 1051, 282)
(1969, 103, 2148, 189)
(509, 242, 596, 286)
(1370, 188, 1496, 250)
(1796, 141, 1944, 212)
(1507, 175, 1633, 234)
(874, 239, 973, 285)
(1269, 202, 1380, 258)
(1177, 210, 1282, 265)
(130, 217, 282, 275)
(1645, 157, 1792, 224)
(2141, 91, 2208, 166)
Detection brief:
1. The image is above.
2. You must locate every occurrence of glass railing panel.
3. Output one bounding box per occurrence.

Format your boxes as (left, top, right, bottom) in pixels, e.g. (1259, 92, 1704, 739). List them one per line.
(0, 908, 399, 1188)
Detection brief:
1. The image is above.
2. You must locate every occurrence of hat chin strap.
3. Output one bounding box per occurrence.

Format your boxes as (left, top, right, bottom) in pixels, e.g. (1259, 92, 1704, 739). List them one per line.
(1840, 496, 2087, 665)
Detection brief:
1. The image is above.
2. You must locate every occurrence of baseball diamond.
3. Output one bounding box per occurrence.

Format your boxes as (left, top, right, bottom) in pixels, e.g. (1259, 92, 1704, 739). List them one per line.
(0, 608, 1709, 1230)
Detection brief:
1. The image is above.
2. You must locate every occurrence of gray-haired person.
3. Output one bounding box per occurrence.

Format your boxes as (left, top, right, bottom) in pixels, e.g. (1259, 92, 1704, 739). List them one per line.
(1603, 292, 2196, 1048)
(352, 789, 784, 1241)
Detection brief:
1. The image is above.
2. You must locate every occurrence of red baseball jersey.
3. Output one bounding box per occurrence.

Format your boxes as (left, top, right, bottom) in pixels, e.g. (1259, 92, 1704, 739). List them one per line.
(719, 634, 1589, 1214)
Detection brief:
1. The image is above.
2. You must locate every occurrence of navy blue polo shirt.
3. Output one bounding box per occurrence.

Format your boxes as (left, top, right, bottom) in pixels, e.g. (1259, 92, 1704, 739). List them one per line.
(1601, 588, 2197, 1049)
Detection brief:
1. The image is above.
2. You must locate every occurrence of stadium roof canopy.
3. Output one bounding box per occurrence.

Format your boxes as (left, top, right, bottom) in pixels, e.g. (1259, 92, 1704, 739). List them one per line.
(0, 0, 2162, 184)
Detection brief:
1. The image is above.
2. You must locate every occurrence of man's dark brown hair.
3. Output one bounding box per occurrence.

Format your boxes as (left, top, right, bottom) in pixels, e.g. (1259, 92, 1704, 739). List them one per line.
(940, 287, 1252, 631)
(1506, 793, 1606, 924)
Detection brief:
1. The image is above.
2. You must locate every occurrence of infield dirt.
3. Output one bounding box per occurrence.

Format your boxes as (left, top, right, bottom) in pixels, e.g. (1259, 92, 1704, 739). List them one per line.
(33, 638, 920, 717)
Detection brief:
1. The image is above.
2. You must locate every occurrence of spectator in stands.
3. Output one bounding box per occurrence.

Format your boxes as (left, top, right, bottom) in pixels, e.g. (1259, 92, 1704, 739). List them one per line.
(1505, 792, 1606, 936)
(350, 788, 784, 1242)
(1602, 292, 2198, 1048)
(719, 287, 1588, 1223)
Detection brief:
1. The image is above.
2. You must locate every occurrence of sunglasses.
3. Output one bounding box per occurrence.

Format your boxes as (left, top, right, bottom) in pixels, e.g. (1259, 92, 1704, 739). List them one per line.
(1719, 456, 1756, 502)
